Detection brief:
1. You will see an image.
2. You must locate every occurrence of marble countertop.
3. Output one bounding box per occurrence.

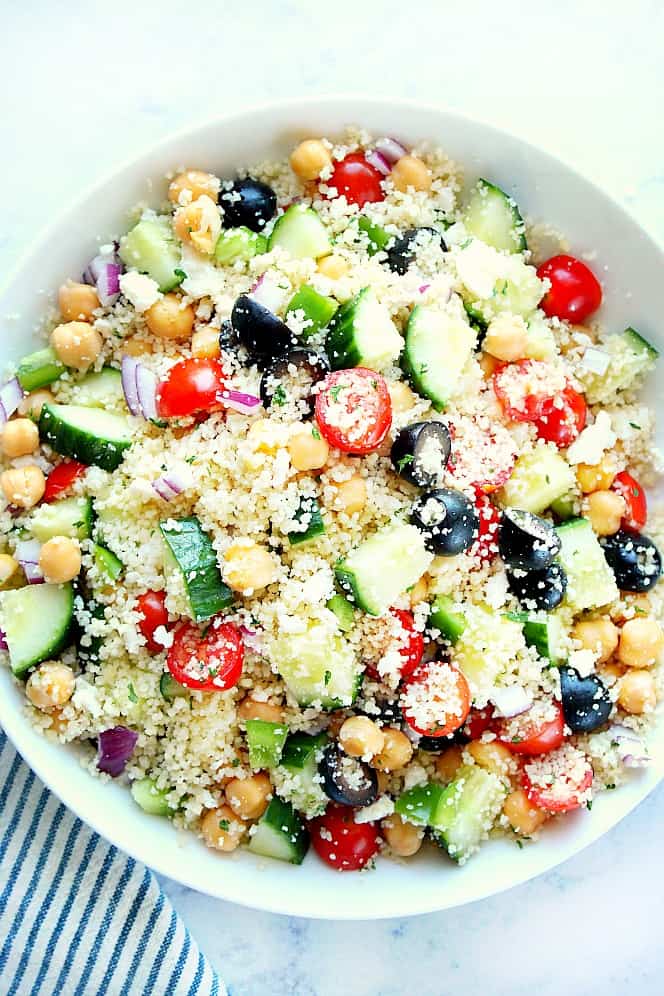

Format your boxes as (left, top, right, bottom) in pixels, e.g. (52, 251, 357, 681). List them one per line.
(2, 1, 663, 992)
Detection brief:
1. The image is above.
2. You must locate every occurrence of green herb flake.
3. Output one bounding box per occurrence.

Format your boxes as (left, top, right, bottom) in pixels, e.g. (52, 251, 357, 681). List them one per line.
(218, 819, 230, 831)
(311, 426, 321, 440)
(515, 838, 524, 849)
(397, 454, 414, 472)
(232, 758, 241, 767)
(185, 455, 197, 465)
(273, 385, 287, 406)
(330, 385, 344, 402)
(127, 682, 138, 704)
(324, 670, 332, 686)
(628, 422, 641, 430)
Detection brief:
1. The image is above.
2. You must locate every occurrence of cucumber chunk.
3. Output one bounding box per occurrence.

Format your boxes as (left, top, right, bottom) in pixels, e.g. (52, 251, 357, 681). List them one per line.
(247, 797, 310, 865)
(556, 517, 619, 611)
(268, 205, 331, 259)
(456, 241, 543, 323)
(159, 672, 189, 702)
(579, 327, 658, 404)
(69, 368, 125, 411)
(431, 765, 507, 863)
(160, 516, 232, 622)
(505, 611, 565, 662)
(285, 285, 338, 336)
(245, 719, 289, 770)
(335, 521, 433, 617)
(288, 496, 325, 546)
(0, 582, 74, 677)
(119, 217, 184, 293)
(357, 216, 392, 255)
(17, 347, 64, 392)
(395, 782, 445, 826)
(39, 403, 133, 471)
(403, 305, 476, 410)
(429, 595, 466, 643)
(93, 543, 123, 582)
(131, 777, 173, 817)
(276, 732, 328, 819)
(29, 496, 93, 542)
(269, 621, 361, 709)
(498, 445, 576, 514)
(326, 287, 403, 372)
(326, 593, 356, 633)
(462, 179, 527, 253)
(214, 226, 267, 265)
(452, 604, 524, 696)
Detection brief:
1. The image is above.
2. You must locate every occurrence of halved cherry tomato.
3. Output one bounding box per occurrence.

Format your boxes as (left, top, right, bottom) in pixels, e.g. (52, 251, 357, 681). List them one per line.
(537, 254, 602, 323)
(309, 804, 381, 871)
(157, 358, 226, 419)
(315, 367, 391, 455)
(533, 386, 587, 449)
(521, 746, 594, 813)
(611, 470, 647, 531)
(136, 590, 170, 654)
(365, 608, 425, 682)
(462, 704, 495, 740)
(326, 153, 385, 207)
(166, 619, 244, 692)
(43, 460, 87, 502)
(496, 700, 565, 756)
(470, 493, 501, 563)
(447, 419, 516, 493)
(400, 660, 471, 738)
(492, 360, 556, 423)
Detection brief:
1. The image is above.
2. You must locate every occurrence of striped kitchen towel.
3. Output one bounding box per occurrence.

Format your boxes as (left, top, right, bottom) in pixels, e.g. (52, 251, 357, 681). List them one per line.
(0, 730, 224, 996)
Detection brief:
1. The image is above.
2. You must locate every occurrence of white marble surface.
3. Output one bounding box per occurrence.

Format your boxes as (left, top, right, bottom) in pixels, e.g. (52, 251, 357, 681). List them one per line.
(2, 1, 663, 992)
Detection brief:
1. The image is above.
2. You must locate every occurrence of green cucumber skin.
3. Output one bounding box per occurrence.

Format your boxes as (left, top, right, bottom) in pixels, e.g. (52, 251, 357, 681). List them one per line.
(30, 496, 93, 542)
(288, 498, 325, 546)
(285, 285, 338, 336)
(326, 594, 356, 632)
(131, 777, 173, 817)
(325, 288, 370, 370)
(93, 543, 123, 581)
(429, 596, 467, 644)
(17, 347, 64, 392)
(247, 797, 310, 865)
(267, 205, 331, 259)
(214, 227, 267, 265)
(333, 565, 367, 613)
(160, 517, 232, 622)
(159, 672, 189, 701)
(1, 583, 74, 677)
(119, 218, 184, 294)
(280, 731, 328, 770)
(321, 670, 363, 711)
(245, 719, 289, 770)
(463, 178, 527, 253)
(624, 326, 659, 358)
(39, 404, 132, 472)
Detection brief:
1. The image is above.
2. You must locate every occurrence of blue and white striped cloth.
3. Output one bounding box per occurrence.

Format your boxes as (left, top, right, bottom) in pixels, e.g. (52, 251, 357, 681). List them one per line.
(0, 730, 223, 996)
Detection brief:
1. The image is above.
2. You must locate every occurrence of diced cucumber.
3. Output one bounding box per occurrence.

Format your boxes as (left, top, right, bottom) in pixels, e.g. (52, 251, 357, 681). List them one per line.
(505, 611, 565, 662)
(160, 516, 232, 622)
(0, 582, 74, 677)
(16, 347, 64, 392)
(525, 313, 557, 361)
(556, 517, 619, 611)
(119, 217, 184, 293)
(277, 731, 328, 818)
(268, 205, 331, 259)
(335, 521, 433, 617)
(549, 493, 579, 521)
(93, 543, 123, 582)
(462, 179, 527, 253)
(69, 368, 125, 411)
(326, 593, 356, 633)
(403, 305, 476, 410)
(159, 672, 189, 702)
(245, 719, 289, 770)
(429, 595, 466, 643)
(325, 287, 403, 372)
(579, 327, 658, 404)
(214, 226, 267, 265)
(29, 496, 93, 542)
(285, 285, 338, 336)
(395, 782, 445, 826)
(452, 604, 524, 695)
(39, 403, 133, 472)
(131, 777, 173, 817)
(247, 797, 309, 865)
(498, 445, 576, 514)
(269, 621, 361, 709)
(357, 216, 391, 255)
(288, 496, 325, 546)
(456, 241, 543, 322)
(431, 765, 507, 863)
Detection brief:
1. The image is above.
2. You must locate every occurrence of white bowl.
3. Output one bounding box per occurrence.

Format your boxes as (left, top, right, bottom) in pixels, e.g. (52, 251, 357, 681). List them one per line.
(1, 97, 662, 919)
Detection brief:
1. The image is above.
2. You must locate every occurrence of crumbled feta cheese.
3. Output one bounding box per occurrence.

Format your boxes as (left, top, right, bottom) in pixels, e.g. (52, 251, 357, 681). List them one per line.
(354, 796, 395, 824)
(119, 272, 161, 312)
(566, 411, 617, 465)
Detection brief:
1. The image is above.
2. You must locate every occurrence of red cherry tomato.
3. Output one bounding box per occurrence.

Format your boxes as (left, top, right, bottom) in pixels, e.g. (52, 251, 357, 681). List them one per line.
(447, 419, 516, 493)
(521, 747, 594, 813)
(537, 254, 602, 322)
(136, 590, 170, 654)
(471, 493, 501, 563)
(326, 153, 385, 207)
(496, 700, 565, 756)
(166, 619, 244, 692)
(365, 608, 425, 682)
(533, 386, 587, 449)
(400, 660, 471, 738)
(315, 368, 392, 455)
(43, 460, 87, 502)
(157, 358, 226, 419)
(611, 470, 647, 531)
(309, 804, 381, 871)
(462, 704, 495, 740)
(492, 360, 557, 423)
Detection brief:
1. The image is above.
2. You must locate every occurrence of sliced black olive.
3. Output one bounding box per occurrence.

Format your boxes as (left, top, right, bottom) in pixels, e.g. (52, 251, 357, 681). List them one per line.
(385, 227, 447, 275)
(499, 509, 561, 571)
(560, 666, 612, 733)
(231, 295, 298, 360)
(219, 177, 277, 232)
(319, 742, 378, 808)
(218, 318, 237, 350)
(506, 562, 567, 611)
(411, 729, 468, 752)
(259, 349, 330, 411)
(411, 488, 478, 556)
(359, 693, 403, 726)
(601, 530, 662, 592)
(390, 421, 452, 488)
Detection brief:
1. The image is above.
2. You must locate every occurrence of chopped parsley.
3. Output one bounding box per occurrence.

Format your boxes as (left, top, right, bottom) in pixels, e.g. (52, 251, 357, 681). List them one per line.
(330, 385, 345, 402)
(127, 682, 138, 704)
(218, 819, 230, 831)
(397, 454, 414, 472)
(273, 385, 287, 406)
(185, 455, 197, 465)
(324, 670, 332, 687)
(311, 426, 321, 440)
(628, 422, 641, 430)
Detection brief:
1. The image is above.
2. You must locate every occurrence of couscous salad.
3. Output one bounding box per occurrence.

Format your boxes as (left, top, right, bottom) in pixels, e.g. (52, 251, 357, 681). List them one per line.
(0, 129, 662, 871)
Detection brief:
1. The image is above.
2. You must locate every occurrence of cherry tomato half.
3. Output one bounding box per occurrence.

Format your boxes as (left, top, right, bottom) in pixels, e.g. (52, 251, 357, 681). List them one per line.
(521, 747, 594, 813)
(496, 700, 565, 757)
(537, 254, 602, 323)
(315, 367, 392, 455)
(43, 460, 87, 503)
(447, 419, 516, 493)
(365, 608, 425, 682)
(326, 153, 385, 207)
(157, 358, 226, 419)
(400, 660, 471, 738)
(470, 493, 501, 563)
(492, 360, 556, 423)
(167, 619, 244, 692)
(533, 386, 587, 449)
(309, 804, 381, 871)
(136, 590, 170, 654)
(462, 704, 495, 740)
(612, 470, 647, 532)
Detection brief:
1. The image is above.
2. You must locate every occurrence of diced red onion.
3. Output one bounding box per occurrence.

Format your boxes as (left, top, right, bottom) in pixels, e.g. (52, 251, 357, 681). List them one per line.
(135, 365, 159, 421)
(15, 539, 44, 584)
(97, 726, 139, 777)
(418, 284, 431, 294)
(219, 389, 262, 416)
(249, 273, 289, 313)
(375, 137, 409, 165)
(239, 624, 263, 651)
(490, 686, 533, 718)
(608, 724, 650, 767)
(83, 248, 124, 306)
(0, 629, 7, 651)
(0, 378, 25, 427)
(121, 356, 142, 416)
(151, 470, 189, 502)
(365, 150, 391, 176)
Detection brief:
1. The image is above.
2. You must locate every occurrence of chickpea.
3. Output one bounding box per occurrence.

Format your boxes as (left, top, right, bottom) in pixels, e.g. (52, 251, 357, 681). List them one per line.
(0, 553, 18, 584)
(503, 789, 547, 835)
(576, 455, 617, 494)
(479, 352, 500, 379)
(391, 155, 431, 193)
(317, 255, 349, 279)
(371, 728, 413, 771)
(200, 804, 246, 852)
(467, 740, 516, 780)
(338, 716, 385, 759)
(168, 169, 219, 205)
(388, 380, 416, 414)
(617, 617, 664, 669)
(225, 773, 272, 820)
(409, 576, 428, 608)
(1, 418, 39, 458)
(237, 696, 284, 724)
(123, 336, 153, 357)
(18, 389, 54, 419)
(288, 427, 329, 471)
(334, 475, 367, 515)
(25, 661, 75, 711)
(38, 536, 82, 584)
(290, 140, 332, 181)
(191, 327, 221, 359)
(58, 280, 100, 322)
(51, 321, 102, 371)
(572, 617, 619, 664)
(173, 195, 221, 255)
(483, 314, 529, 362)
(382, 813, 423, 857)
(598, 662, 625, 686)
(224, 540, 278, 593)
(145, 293, 195, 341)
(1, 465, 45, 509)
(435, 745, 463, 782)
(618, 669, 657, 714)
(585, 490, 625, 536)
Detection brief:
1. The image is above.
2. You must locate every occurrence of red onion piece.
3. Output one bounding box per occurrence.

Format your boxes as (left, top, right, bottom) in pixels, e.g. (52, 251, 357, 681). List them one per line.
(365, 150, 391, 176)
(121, 356, 142, 416)
(608, 724, 650, 767)
(219, 389, 262, 416)
(238, 624, 263, 651)
(15, 539, 44, 584)
(249, 273, 289, 313)
(490, 685, 533, 719)
(151, 470, 189, 501)
(0, 629, 7, 651)
(0, 378, 24, 427)
(97, 726, 139, 777)
(135, 365, 159, 421)
(418, 283, 431, 294)
(375, 137, 409, 164)
(83, 248, 124, 306)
